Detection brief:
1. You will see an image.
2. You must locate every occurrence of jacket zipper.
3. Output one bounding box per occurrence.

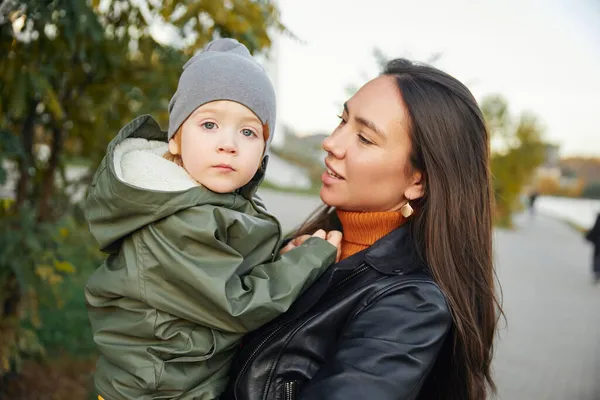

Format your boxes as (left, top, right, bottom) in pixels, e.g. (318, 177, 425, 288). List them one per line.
(234, 264, 370, 399)
(283, 381, 297, 400)
(234, 321, 292, 399)
(335, 264, 369, 289)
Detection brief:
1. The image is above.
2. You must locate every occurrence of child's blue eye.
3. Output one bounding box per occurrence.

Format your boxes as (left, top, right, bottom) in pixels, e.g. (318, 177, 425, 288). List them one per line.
(202, 122, 216, 130)
(241, 129, 255, 137)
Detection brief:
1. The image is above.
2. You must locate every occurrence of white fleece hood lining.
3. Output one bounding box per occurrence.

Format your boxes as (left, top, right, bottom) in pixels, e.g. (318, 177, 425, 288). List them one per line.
(113, 138, 199, 192)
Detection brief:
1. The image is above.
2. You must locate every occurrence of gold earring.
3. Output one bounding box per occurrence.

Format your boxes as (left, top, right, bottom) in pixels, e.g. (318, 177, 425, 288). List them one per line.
(400, 200, 414, 218)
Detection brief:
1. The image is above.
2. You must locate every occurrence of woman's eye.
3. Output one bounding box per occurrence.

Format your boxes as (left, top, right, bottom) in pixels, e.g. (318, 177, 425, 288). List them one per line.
(202, 122, 216, 130)
(336, 114, 346, 125)
(358, 134, 373, 145)
(241, 128, 255, 137)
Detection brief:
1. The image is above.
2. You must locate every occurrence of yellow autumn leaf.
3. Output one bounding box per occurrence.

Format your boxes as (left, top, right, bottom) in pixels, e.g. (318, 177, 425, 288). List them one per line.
(1, 198, 14, 211)
(54, 260, 75, 274)
(59, 227, 69, 238)
(48, 274, 64, 286)
(1, 355, 9, 372)
(35, 265, 54, 280)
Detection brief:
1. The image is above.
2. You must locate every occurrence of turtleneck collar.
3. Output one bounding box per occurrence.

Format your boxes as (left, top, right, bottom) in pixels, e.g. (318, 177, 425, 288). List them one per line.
(336, 209, 407, 260)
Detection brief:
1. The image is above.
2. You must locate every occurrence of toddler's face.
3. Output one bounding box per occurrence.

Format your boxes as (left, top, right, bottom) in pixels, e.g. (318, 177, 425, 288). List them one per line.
(170, 101, 266, 193)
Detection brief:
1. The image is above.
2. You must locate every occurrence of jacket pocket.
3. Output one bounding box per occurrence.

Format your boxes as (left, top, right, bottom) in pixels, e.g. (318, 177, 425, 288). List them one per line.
(281, 381, 298, 400)
(149, 310, 216, 362)
(149, 310, 218, 392)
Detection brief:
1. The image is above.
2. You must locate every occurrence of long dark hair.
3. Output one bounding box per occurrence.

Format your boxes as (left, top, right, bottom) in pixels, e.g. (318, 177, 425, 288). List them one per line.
(296, 59, 502, 399)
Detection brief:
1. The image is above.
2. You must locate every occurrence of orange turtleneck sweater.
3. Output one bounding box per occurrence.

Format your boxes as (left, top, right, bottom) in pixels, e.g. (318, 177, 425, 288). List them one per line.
(336, 209, 407, 261)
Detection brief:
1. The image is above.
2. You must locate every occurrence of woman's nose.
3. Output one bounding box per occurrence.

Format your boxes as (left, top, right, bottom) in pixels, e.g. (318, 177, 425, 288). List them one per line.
(323, 132, 343, 158)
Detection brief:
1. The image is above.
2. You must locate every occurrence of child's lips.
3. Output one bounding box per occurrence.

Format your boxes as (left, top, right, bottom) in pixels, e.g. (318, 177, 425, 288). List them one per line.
(213, 164, 235, 172)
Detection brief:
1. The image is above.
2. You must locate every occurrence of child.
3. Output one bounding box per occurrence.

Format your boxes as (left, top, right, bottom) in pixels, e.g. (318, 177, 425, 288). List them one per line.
(85, 38, 340, 400)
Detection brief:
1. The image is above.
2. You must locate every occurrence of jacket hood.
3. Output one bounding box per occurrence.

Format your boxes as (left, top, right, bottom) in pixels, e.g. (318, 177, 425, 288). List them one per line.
(85, 114, 267, 252)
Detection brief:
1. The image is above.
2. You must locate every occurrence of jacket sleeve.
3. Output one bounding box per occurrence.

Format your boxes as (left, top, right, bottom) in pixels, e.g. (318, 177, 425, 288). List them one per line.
(298, 281, 452, 400)
(136, 205, 337, 333)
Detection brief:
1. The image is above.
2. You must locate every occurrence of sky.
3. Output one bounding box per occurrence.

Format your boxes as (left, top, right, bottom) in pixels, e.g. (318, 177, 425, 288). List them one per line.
(269, 0, 600, 157)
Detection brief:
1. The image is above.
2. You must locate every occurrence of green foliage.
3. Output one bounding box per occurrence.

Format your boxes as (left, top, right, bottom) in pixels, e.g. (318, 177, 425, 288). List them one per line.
(1, 0, 286, 217)
(482, 95, 546, 227)
(582, 183, 600, 200)
(0, 208, 102, 373)
(29, 222, 102, 357)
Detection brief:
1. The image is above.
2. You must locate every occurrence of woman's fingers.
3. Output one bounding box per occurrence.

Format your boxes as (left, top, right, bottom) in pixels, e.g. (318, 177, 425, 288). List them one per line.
(279, 234, 312, 255)
(326, 230, 343, 262)
(280, 230, 343, 263)
(311, 229, 326, 240)
(293, 234, 312, 247)
(279, 241, 296, 255)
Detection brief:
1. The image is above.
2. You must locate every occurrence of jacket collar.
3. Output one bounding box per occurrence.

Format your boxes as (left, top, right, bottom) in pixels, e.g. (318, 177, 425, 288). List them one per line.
(363, 223, 427, 275)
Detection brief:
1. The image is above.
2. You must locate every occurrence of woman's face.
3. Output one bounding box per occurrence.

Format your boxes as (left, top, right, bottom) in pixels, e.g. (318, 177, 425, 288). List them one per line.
(320, 75, 424, 212)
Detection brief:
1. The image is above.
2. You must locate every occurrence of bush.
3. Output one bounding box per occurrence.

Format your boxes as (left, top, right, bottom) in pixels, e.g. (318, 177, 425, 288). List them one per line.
(0, 207, 102, 374)
(33, 245, 100, 357)
(582, 183, 600, 200)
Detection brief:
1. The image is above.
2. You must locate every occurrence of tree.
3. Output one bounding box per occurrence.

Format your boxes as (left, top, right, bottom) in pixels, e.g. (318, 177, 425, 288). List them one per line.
(481, 95, 546, 226)
(0, 0, 286, 378)
(1, 0, 286, 220)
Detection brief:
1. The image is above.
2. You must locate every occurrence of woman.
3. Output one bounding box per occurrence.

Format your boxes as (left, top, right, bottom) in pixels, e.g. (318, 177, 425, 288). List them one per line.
(222, 59, 502, 400)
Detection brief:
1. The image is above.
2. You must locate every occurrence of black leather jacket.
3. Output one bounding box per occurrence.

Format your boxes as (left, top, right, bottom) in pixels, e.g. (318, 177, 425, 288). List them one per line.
(222, 225, 452, 400)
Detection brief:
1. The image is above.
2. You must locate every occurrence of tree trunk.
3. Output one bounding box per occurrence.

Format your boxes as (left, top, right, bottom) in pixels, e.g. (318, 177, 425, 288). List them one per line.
(0, 272, 21, 378)
(14, 101, 37, 210)
(37, 125, 64, 222)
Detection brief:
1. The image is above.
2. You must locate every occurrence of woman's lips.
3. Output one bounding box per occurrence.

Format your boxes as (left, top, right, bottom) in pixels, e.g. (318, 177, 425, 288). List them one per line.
(322, 170, 344, 185)
(324, 160, 344, 179)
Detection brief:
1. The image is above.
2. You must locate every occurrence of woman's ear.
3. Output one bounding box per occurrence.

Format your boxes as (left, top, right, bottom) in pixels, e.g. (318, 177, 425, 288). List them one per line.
(405, 170, 425, 200)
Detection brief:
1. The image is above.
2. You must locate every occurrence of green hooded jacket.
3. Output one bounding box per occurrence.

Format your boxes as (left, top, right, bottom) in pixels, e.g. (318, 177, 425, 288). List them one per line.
(84, 115, 336, 399)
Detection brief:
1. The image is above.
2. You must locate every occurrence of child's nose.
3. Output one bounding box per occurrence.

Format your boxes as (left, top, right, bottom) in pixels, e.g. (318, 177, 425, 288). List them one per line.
(218, 137, 238, 155)
(219, 144, 237, 154)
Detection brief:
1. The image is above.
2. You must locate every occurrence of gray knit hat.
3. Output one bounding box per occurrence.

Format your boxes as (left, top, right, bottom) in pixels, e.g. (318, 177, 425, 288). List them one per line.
(168, 38, 276, 149)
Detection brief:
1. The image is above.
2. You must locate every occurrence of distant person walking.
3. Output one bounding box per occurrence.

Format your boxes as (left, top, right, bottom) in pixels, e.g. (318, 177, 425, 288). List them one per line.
(528, 191, 539, 215)
(585, 212, 600, 283)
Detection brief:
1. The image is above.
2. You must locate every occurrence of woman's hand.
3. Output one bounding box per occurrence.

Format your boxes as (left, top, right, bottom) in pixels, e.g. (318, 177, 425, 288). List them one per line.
(280, 229, 343, 262)
(325, 230, 342, 262)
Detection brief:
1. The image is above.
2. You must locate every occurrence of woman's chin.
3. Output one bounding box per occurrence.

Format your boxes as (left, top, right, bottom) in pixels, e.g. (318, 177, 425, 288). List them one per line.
(319, 186, 340, 207)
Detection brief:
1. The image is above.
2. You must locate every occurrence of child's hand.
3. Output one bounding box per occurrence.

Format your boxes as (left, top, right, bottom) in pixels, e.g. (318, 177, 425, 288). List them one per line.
(279, 229, 342, 262)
